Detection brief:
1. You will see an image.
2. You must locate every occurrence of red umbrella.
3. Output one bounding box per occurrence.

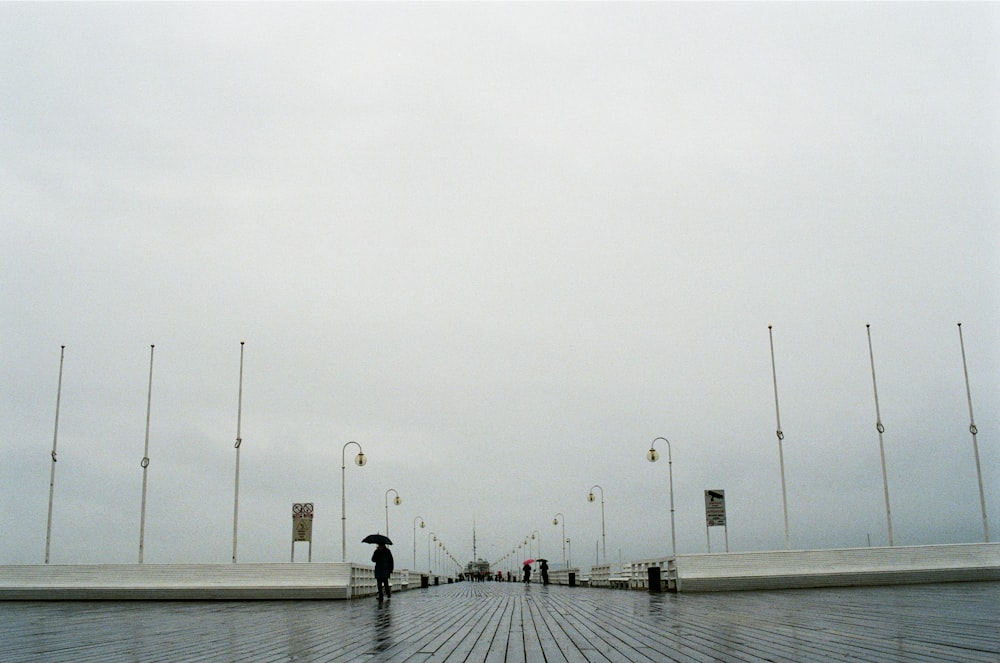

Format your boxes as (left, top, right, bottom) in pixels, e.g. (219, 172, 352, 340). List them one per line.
(523, 559, 535, 565)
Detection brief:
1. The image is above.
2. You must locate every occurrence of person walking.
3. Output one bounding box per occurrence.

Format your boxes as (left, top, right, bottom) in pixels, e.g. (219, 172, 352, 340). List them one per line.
(372, 542, 394, 601)
(540, 559, 549, 585)
(522, 562, 532, 584)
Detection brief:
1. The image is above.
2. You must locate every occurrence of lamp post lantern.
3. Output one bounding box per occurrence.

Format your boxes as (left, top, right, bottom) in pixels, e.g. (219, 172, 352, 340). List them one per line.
(341, 441, 367, 562)
(552, 513, 566, 567)
(384, 488, 401, 537)
(587, 485, 606, 563)
(413, 516, 425, 570)
(647, 436, 676, 558)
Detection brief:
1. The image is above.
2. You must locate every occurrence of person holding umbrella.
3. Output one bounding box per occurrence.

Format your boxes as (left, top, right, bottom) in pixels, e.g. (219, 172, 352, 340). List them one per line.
(364, 534, 394, 601)
(522, 559, 533, 584)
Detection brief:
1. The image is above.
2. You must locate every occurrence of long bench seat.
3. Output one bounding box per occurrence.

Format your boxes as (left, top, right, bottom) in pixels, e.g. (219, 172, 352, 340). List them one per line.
(672, 543, 1000, 592)
(0, 563, 410, 600)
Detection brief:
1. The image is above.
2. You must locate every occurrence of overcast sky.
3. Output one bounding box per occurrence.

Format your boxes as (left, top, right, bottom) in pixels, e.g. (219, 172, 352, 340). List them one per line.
(2, 3, 998, 573)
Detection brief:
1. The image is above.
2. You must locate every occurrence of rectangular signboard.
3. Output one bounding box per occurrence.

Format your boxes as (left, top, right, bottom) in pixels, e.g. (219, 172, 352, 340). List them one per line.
(704, 489, 726, 527)
(293, 517, 313, 542)
(292, 502, 314, 542)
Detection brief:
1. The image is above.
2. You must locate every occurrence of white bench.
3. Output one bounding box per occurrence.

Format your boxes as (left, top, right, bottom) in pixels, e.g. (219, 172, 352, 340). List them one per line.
(672, 543, 1000, 592)
(0, 563, 403, 600)
(548, 568, 581, 586)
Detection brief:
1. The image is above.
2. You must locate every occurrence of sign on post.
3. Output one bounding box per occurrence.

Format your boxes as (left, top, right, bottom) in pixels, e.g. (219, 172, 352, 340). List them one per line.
(292, 502, 314, 562)
(704, 489, 729, 553)
(704, 490, 726, 526)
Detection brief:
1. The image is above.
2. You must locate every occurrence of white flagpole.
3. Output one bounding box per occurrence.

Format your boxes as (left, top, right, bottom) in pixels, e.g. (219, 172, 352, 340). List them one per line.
(958, 323, 989, 542)
(232, 341, 245, 563)
(866, 325, 894, 546)
(768, 326, 790, 549)
(44, 345, 66, 564)
(138, 344, 155, 563)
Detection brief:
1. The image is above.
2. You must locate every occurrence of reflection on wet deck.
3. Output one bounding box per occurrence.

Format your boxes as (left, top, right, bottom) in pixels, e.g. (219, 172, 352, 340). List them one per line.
(2, 580, 998, 662)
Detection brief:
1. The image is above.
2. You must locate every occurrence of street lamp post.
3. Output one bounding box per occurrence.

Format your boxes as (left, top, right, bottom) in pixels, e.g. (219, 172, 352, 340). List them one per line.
(531, 530, 541, 561)
(413, 516, 425, 570)
(587, 485, 606, 564)
(552, 513, 566, 567)
(384, 488, 401, 537)
(341, 441, 367, 562)
(647, 436, 676, 558)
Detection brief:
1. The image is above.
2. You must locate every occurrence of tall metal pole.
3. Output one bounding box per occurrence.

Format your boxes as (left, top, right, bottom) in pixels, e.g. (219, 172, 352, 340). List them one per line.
(384, 488, 400, 537)
(232, 341, 245, 563)
(588, 485, 606, 563)
(44, 345, 66, 564)
(341, 441, 366, 562)
(768, 326, 791, 549)
(866, 325, 894, 546)
(553, 513, 566, 567)
(600, 493, 606, 564)
(958, 323, 989, 542)
(647, 437, 676, 558)
(138, 344, 155, 563)
(413, 516, 425, 570)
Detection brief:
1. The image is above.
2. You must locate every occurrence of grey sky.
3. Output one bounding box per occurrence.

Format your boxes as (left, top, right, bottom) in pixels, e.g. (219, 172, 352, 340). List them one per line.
(2, 3, 997, 571)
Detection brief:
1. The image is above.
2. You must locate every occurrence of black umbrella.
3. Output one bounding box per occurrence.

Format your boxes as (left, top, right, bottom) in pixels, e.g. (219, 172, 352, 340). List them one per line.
(362, 533, 393, 545)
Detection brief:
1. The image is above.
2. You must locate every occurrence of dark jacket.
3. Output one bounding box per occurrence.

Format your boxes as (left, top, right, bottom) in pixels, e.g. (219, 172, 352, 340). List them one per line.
(372, 545, 394, 579)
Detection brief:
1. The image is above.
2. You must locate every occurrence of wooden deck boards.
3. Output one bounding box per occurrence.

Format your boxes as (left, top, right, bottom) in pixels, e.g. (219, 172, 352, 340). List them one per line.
(1, 581, 997, 662)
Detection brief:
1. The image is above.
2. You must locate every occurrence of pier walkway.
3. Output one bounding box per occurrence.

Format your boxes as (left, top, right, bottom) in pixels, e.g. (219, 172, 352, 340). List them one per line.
(2, 580, 998, 662)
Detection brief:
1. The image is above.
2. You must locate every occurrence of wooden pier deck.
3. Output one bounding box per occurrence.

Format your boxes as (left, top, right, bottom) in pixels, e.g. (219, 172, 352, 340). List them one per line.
(2, 580, 998, 662)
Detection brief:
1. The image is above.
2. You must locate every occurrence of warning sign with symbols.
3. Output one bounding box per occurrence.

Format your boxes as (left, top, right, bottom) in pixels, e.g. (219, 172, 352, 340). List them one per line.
(292, 502, 314, 542)
(293, 517, 313, 542)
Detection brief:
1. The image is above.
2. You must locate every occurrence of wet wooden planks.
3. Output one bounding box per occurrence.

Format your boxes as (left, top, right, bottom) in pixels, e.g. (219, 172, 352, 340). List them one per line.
(1, 581, 997, 662)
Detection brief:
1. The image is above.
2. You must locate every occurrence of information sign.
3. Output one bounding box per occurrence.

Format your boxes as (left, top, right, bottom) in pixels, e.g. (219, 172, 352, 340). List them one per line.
(704, 490, 726, 527)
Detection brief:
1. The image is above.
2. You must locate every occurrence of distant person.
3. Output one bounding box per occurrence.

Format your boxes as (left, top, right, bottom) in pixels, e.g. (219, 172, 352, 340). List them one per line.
(540, 560, 549, 585)
(372, 542, 394, 601)
(523, 562, 531, 584)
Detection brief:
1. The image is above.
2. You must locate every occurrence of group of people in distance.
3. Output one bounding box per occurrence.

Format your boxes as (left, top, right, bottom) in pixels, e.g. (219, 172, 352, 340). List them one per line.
(371, 541, 552, 602)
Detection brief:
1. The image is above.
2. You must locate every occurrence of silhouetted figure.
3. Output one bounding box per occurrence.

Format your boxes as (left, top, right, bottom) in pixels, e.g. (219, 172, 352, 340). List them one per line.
(372, 543, 394, 600)
(522, 563, 531, 584)
(540, 560, 549, 585)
